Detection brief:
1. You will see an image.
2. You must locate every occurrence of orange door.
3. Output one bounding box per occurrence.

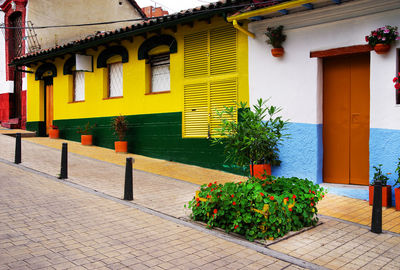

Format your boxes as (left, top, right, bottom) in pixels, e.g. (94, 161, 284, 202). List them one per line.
(323, 53, 370, 185)
(45, 84, 54, 135)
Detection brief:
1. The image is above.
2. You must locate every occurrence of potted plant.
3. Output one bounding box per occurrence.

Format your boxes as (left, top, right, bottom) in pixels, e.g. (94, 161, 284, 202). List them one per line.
(365, 25, 399, 54)
(213, 98, 289, 179)
(394, 158, 400, 211)
(77, 122, 96, 146)
(369, 164, 391, 207)
(49, 125, 59, 139)
(111, 115, 128, 153)
(265, 25, 286, 57)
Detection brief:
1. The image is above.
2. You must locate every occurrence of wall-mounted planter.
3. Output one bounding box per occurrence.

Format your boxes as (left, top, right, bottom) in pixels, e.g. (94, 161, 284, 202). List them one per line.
(115, 141, 128, 153)
(369, 185, 392, 207)
(395, 188, 400, 211)
(49, 129, 59, 139)
(271, 48, 284, 57)
(374, 44, 390, 54)
(81, 135, 93, 146)
(250, 164, 271, 180)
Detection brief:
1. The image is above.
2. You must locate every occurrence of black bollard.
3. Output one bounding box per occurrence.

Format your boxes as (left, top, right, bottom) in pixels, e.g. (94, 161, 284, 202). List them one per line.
(124, 157, 134, 200)
(60, 143, 68, 179)
(15, 133, 21, 164)
(371, 179, 382, 233)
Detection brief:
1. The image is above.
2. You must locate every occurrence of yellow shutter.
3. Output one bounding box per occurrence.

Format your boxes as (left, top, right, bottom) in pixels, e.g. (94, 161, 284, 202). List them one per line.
(184, 31, 209, 78)
(210, 78, 238, 136)
(183, 83, 209, 137)
(210, 27, 237, 76)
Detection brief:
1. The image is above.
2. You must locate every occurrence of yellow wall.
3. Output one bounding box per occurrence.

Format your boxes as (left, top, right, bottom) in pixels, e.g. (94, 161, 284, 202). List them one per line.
(26, 17, 249, 122)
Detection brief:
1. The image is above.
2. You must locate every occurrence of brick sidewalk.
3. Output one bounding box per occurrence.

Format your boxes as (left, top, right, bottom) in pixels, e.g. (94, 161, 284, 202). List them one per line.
(0, 162, 301, 270)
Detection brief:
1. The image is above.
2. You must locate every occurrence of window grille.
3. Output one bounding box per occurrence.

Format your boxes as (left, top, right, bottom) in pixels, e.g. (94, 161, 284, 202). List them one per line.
(149, 54, 170, 92)
(73, 71, 85, 101)
(109, 62, 123, 97)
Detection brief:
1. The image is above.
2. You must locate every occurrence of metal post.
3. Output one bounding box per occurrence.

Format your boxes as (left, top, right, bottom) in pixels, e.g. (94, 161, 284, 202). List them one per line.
(60, 143, 68, 179)
(15, 133, 21, 164)
(371, 179, 382, 233)
(124, 157, 134, 200)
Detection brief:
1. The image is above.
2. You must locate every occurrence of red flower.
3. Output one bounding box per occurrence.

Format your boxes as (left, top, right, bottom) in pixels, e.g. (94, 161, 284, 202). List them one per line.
(292, 195, 296, 199)
(260, 192, 264, 196)
(394, 77, 398, 83)
(285, 197, 289, 200)
(395, 83, 400, 90)
(309, 190, 311, 193)
(214, 181, 217, 184)
(211, 188, 214, 192)
(270, 196, 274, 200)
(312, 191, 316, 195)
(311, 197, 314, 200)
(234, 225, 239, 230)
(311, 203, 314, 207)
(239, 181, 242, 184)
(289, 208, 293, 212)
(231, 194, 234, 198)
(213, 209, 218, 214)
(196, 203, 200, 207)
(196, 198, 199, 202)
(208, 183, 212, 187)
(365, 36, 369, 42)
(232, 201, 236, 206)
(207, 195, 212, 199)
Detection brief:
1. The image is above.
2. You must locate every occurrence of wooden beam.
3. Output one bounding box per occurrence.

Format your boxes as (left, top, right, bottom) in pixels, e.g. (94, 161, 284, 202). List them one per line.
(310, 45, 372, 58)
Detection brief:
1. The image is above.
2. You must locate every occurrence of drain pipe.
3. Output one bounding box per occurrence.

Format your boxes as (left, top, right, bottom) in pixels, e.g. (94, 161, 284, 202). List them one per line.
(232, 20, 255, 39)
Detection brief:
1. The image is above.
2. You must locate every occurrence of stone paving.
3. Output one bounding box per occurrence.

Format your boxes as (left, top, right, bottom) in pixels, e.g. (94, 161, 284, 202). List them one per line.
(0, 162, 302, 270)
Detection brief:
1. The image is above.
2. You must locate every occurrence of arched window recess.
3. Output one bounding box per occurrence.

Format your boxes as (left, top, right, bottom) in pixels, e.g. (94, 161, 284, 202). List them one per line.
(35, 63, 57, 81)
(97, 46, 129, 68)
(138, 35, 177, 60)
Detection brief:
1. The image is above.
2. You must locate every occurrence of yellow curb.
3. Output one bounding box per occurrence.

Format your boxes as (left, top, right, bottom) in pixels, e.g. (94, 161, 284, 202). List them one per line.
(22, 137, 246, 186)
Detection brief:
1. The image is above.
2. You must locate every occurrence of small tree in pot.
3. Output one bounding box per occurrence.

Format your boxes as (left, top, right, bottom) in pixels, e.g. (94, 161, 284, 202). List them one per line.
(213, 98, 289, 179)
(77, 122, 96, 146)
(111, 115, 129, 153)
(369, 164, 391, 207)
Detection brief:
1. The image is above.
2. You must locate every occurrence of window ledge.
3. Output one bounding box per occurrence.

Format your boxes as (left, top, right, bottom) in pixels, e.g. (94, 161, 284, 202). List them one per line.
(145, 90, 171, 95)
(68, 100, 85, 104)
(103, 96, 123, 100)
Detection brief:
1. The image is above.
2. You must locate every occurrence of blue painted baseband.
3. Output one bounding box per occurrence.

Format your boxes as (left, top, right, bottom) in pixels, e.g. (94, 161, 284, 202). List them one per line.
(273, 123, 400, 206)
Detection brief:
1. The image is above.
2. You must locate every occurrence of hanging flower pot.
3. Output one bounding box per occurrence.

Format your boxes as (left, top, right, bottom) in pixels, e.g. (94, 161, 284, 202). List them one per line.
(374, 44, 391, 54)
(271, 48, 284, 57)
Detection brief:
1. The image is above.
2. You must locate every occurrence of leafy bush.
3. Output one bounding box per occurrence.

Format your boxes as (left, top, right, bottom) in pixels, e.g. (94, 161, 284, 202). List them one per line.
(187, 176, 326, 241)
(111, 115, 128, 141)
(371, 164, 389, 186)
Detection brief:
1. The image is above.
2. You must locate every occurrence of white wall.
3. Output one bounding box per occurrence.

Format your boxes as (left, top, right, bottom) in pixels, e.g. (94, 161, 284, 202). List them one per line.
(0, 11, 13, 94)
(248, 0, 400, 129)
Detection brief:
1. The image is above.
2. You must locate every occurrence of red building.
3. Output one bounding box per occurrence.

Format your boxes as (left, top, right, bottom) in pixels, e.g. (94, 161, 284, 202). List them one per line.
(142, 6, 169, 17)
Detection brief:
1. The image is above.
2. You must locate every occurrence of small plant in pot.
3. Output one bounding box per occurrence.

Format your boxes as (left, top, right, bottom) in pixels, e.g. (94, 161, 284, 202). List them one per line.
(77, 122, 96, 146)
(213, 98, 289, 179)
(111, 115, 128, 153)
(49, 125, 59, 139)
(369, 164, 391, 207)
(365, 25, 399, 54)
(265, 25, 286, 57)
(394, 158, 400, 211)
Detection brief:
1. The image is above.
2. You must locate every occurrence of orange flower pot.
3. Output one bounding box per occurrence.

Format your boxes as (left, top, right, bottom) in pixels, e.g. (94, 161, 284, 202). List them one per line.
(374, 44, 390, 54)
(250, 164, 271, 180)
(395, 188, 400, 211)
(49, 129, 59, 139)
(271, 48, 284, 57)
(115, 141, 128, 153)
(81, 135, 93, 146)
(369, 185, 392, 207)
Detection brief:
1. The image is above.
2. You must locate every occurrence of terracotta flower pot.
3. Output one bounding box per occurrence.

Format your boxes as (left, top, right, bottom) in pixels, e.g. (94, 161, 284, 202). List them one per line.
(395, 188, 400, 211)
(115, 141, 128, 153)
(250, 164, 271, 180)
(81, 135, 93, 146)
(271, 48, 284, 57)
(374, 44, 391, 54)
(49, 129, 59, 139)
(369, 185, 392, 207)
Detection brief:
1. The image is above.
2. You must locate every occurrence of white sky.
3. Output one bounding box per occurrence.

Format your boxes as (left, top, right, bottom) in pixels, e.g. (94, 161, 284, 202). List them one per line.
(135, 0, 219, 14)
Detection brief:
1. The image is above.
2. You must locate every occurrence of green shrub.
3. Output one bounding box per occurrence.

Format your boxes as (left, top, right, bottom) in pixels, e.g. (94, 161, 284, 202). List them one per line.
(187, 176, 326, 241)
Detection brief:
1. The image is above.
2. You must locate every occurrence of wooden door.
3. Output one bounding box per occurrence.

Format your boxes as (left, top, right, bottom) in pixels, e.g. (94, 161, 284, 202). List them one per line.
(323, 53, 370, 185)
(45, 84, 54, 135)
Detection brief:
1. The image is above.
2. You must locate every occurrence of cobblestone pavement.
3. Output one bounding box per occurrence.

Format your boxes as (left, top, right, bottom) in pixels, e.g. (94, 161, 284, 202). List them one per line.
(0, 134, 198, 218)
(0, 162, 303, 270)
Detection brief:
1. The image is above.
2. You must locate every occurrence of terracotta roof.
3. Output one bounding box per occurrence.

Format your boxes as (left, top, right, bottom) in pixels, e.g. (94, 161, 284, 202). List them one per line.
(12, 0, 251, 66)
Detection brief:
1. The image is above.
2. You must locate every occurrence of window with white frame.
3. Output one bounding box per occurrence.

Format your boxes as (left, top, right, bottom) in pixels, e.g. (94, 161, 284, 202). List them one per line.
(108, 62, 123, 97)
(149, 53, 170, 93)
(73, 71, 85, 101)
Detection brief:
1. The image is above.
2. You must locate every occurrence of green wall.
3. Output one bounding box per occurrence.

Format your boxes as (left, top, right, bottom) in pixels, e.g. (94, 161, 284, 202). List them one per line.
(26, 112, 245, 175)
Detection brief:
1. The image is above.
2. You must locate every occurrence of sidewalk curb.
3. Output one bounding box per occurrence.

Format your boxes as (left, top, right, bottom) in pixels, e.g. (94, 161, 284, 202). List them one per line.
(0, 157, 327, 270)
